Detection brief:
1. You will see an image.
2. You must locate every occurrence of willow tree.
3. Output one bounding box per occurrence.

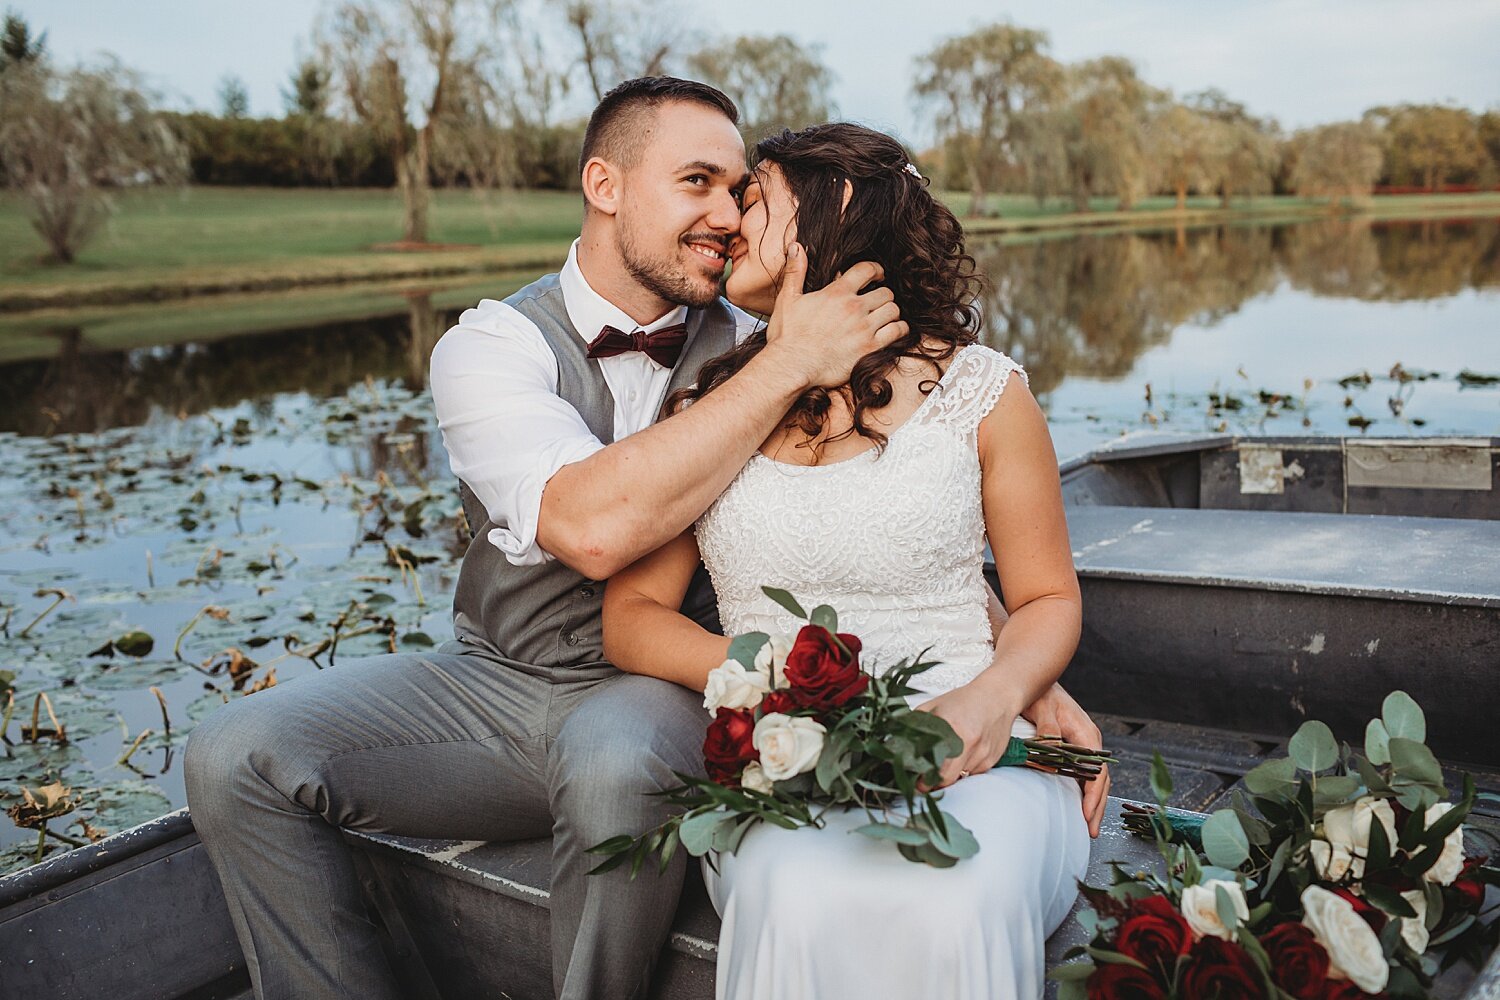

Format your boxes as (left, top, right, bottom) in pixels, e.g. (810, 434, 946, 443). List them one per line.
(1188, 89, 1278, 207)
(0, 56, 186, 263)
(913, 23, 1062, 217)
(1290, 121, 1385, 205)
(1365, 104, 1486, 190)
(563, 0, 689, 100)
(321, 0, 510, 244)
(1022, 56, 1160, 212)
(1146, 102, 1218, 211)
(687, 35, 834, 139)
(0, 10, 45, 71)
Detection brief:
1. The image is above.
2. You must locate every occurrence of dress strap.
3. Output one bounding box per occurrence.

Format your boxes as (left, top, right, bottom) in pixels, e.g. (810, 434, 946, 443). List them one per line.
(913, 344, 1029, 439)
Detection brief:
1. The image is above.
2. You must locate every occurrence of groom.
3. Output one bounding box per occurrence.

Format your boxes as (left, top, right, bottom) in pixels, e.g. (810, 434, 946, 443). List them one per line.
(185, 76, 1106, 1000)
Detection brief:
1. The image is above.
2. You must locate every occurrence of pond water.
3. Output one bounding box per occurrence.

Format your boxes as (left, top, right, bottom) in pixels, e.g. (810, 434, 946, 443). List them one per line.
(1, 215, 1496, 872)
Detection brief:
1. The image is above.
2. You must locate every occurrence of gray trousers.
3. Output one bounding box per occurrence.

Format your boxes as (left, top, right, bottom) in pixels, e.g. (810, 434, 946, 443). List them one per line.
(183, 638, 708, 1000)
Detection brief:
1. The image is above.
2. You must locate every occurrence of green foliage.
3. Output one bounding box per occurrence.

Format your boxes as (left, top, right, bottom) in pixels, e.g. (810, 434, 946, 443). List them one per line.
(0, 10, 44, 72)
(1289, 719, 1339, 772)
(686, 34, 835, 138)
(1201, 809, 1250, 869)
(1072, 692, 1499, 996)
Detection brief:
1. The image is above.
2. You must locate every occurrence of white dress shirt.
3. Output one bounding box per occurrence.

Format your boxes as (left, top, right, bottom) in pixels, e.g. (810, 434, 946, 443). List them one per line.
(429, 238, 761, 567)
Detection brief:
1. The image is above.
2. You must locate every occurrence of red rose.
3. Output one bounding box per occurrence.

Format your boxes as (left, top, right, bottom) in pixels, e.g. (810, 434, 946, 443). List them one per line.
(1261, 922, 1331, 999)
(1180, 936, 1263, 1000)
(1085, 962, 1167, 1000)
(783, 624, 868, 709)
(1116, 896, 1192, 975)
(758, 689, 802, 716)
(1331, 888, 1387, 933)
(703, 707, 757, 785)
(1452, 855, 1487, 910)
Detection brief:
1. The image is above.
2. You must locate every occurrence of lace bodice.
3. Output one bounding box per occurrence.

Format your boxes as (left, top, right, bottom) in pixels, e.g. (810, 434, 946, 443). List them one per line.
(697, 343, 1032, 701)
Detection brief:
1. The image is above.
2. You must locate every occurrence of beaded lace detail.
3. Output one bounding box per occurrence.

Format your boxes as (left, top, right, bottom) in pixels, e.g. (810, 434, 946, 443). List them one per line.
(696, 344, 1030, 696)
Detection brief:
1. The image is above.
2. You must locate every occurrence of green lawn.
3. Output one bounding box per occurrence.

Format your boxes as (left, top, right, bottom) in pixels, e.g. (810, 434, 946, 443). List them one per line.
(3, 186, 1499, 311)
(0, 186, 584, 273)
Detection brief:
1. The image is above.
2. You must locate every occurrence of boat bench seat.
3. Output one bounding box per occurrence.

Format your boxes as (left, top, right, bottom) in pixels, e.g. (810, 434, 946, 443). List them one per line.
(342, 798, 1157, 1000)
(1065, 505, 1500, 608)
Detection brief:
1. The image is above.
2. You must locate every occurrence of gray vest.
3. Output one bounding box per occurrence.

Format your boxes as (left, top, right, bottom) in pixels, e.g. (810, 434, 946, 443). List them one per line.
(453, 273, 735, 668)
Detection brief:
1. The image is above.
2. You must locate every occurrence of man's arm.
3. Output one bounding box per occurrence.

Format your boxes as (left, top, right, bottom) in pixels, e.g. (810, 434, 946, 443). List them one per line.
(539, 247, 907, 579)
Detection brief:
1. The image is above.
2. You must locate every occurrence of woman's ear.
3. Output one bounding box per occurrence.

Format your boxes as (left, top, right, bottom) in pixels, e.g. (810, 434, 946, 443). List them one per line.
(582, 156, 621, 216)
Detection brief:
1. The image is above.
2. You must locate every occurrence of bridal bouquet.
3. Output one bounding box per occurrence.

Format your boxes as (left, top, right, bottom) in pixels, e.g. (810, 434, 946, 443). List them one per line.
(1050, 693, 1498, 999)
(588, 587, 1113, 874)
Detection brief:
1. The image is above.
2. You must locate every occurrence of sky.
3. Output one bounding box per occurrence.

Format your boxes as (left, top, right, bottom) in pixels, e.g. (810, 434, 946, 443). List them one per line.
(15, 0, 1500, 148)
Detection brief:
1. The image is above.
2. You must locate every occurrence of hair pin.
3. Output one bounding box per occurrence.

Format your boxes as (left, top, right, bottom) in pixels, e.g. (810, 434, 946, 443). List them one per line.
(903, 162, 923, 180)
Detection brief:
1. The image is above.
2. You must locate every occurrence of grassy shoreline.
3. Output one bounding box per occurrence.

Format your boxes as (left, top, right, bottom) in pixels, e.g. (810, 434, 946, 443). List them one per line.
(3, 188, 1498, 313)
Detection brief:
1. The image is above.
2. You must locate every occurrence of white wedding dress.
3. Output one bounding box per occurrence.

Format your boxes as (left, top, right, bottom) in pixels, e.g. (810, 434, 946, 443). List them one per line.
(694, 343, 1092, 1000)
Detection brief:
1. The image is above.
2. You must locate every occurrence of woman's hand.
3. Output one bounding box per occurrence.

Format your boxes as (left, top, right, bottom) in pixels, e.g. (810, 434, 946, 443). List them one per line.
(1021, 683, 1110, 838)
(914, 682, 1020, 792)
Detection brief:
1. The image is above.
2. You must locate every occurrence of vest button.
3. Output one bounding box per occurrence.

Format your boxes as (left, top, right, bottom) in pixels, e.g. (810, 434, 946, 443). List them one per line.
(579, 585, 595, 598)
(565, 632, 581, 646)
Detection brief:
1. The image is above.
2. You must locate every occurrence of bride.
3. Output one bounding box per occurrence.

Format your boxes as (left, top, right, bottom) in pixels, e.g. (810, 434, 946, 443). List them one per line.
(600, 122, 1092, 999)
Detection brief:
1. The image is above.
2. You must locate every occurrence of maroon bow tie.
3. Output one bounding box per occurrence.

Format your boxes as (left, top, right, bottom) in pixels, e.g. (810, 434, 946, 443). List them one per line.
(585, 323, 689, 368)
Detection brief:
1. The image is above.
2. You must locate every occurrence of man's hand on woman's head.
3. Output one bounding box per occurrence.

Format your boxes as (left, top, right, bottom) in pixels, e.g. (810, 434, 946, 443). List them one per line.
(761, 243, 909, 390)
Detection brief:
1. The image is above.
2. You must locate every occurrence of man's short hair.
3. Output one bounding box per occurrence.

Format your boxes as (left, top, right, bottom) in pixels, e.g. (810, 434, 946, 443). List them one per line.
(578, 76, 740, 177)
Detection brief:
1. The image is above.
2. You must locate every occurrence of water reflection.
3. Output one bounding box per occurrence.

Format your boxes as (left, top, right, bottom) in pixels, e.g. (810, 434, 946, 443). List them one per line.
(0, 299, 459, 436)
(0, 216, 1496, 436)
(976, 217, 1499, 395)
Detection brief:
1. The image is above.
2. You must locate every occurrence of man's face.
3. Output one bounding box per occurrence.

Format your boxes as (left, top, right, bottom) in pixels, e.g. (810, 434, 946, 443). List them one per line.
(614, 102, 748, 308)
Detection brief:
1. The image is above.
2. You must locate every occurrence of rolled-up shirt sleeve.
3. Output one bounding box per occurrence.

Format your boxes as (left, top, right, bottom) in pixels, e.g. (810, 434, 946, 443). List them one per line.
(429, 300, 604, 567)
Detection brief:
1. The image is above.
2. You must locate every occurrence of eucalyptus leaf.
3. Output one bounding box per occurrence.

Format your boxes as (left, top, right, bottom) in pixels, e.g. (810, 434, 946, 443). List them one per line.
(679, 810, 730, 856)
(927, 815, 980, 860)
(1388, 737, 1444, 787)
(1214, 883, 1243, 935)
(1365, 718, 1391, 766)
(1243, 757, 1297, 797)
(1201, 810, 1250, 869)
(724, 631, 771, 671)
(1289, 720, 1338, 773)
(809, 605, 838, 633)
(1381, 691, 1426, 743)
(853, 822, 929, 846)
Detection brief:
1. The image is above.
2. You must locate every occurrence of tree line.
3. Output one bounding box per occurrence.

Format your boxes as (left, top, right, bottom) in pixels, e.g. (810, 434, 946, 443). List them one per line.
(2, 3, 1497, 263)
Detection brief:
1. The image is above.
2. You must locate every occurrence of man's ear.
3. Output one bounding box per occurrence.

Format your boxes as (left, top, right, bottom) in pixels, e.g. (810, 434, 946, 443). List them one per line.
(582, 156, 622, 216)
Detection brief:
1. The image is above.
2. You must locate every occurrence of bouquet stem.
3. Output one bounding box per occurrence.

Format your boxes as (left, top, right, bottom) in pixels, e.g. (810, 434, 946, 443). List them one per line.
(999, 736, 1116, 781)
(1120, 802, 1206, 849)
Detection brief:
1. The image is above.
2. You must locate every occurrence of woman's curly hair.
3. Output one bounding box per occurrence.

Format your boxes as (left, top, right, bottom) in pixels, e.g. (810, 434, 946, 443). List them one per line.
(664, 122, 985, 457)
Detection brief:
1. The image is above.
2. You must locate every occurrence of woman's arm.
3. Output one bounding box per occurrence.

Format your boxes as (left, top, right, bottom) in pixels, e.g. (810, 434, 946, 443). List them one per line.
(601, 530, 731, 693)
(918, 371, 1083, 788)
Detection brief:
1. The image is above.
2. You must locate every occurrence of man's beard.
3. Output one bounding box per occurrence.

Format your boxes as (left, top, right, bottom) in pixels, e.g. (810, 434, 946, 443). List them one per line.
(617, 222, 725, 309)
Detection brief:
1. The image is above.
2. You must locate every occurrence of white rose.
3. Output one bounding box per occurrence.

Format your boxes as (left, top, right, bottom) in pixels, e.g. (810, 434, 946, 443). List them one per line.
(702, 659, 771, 714)
(1301, 885, 1390, 994)
(1400, 889, 1429, 954)
(1179, 879, 1249, 940)
(753, 713, 826, 781)
(1309, 839, 1358, 881)
(1322, 796, 1397, 863)
(1422, 802, 1466, 885)
(740, 761, 774, 795)
(754, 633, 793, 690)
